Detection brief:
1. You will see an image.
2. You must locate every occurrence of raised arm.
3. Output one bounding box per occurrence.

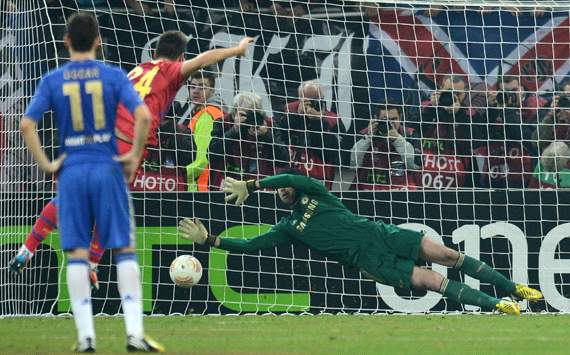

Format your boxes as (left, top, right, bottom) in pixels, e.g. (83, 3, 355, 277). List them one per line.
(180, 37, 253, 80)
(257, 174, 328, 194)
(178, 218, 292, 253)
(223, 174, 328, 206)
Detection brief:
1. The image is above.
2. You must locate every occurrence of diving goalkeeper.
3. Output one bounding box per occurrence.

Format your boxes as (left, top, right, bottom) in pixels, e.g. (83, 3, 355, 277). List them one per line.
(178, 171, 542, 315)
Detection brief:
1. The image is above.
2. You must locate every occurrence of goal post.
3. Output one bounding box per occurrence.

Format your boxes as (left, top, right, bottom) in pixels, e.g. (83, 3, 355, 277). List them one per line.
(2, 0, 570, 316)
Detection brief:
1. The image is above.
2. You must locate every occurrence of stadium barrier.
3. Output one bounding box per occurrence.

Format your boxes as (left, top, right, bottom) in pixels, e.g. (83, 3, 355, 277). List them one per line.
(2, 190, 569, 316)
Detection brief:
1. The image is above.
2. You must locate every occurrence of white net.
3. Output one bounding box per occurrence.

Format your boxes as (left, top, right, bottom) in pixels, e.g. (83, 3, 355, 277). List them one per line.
(1, 0, 570, 315)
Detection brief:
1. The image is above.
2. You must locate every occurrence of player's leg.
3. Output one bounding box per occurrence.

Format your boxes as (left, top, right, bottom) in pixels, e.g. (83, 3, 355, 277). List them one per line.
(9, 198, 58, 273)
(418, 237, 542, 301)
(409, 266, 520, 315)
(58, 168, 96, 352)
(67, 248, 96, 352)
(95, 163, 163, 352)
(87, 233, 103, 290)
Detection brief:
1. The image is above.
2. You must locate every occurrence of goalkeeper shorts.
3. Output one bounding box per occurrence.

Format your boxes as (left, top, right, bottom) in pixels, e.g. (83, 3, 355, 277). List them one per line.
(359, 224, 424, 289)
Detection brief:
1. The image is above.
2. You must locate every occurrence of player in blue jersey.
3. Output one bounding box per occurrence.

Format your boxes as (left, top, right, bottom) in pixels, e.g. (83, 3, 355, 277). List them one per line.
(20, 13, 163, 353)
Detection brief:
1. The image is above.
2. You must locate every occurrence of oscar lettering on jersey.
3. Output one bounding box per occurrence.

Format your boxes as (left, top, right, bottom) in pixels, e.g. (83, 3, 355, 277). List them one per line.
(63, 68, 100, 80)
(294, 196, 319, 232)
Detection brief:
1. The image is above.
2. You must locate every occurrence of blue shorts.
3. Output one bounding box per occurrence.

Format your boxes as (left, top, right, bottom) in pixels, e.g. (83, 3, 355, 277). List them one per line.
(57, 162, 135, 251)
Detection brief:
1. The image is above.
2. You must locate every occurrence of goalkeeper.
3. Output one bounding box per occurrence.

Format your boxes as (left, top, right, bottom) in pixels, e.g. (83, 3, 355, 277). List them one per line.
(179, 171, 543, 315)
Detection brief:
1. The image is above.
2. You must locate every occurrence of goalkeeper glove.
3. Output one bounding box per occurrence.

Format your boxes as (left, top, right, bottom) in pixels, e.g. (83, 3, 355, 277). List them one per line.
(178, 218, 208, 245)
(223, 177, 257, 206)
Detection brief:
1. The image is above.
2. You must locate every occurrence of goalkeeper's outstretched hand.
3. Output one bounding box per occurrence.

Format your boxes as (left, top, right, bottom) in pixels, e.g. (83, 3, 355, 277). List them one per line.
(178, 218, 208, 244)
(223, 177, 249, 205)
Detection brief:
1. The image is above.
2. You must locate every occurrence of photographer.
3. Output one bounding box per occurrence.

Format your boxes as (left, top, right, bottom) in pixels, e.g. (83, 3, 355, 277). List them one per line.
(472, 76, 541, 188)
(418, 75, 473, 189)
(350, 103, 418, 190)
(486, 75, 542, 141)
(209, 92, 289, 190)
(274, 80, 346, 189)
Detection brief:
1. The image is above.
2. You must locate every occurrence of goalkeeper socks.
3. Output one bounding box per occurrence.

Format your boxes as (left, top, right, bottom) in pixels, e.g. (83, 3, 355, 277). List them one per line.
(440, 278, 499, 311)
(116, 253, 144, 338)
(24, 200, 57, 253)
(455, 254, 516, 294)
(67, 259, 96, 343)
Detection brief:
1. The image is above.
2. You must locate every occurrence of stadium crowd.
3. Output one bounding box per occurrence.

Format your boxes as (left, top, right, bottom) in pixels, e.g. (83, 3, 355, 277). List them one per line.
(150, 72, 570, 192)
(4, 1, 570, 191)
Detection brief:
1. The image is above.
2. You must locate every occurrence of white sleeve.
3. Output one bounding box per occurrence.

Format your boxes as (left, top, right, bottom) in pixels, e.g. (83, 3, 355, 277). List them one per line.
(350, 137, 372, 168)
(391, 136, 416, 169)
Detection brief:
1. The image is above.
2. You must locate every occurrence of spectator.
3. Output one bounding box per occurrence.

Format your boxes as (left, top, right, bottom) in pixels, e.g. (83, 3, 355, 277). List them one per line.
(350, 103, 418, 190)
(209, 92, 290, 190)
(69, 0, 149, 14)
(275, 80, 346, 189)
(416, 75, 473, 189)
(177, 70, 225, 191)
(528, 141, 570, 188)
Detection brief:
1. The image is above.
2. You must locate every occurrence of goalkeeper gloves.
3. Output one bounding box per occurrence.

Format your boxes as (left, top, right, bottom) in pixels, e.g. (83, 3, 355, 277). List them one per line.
(178, 218, 208, 245)
(223, 177, 257, 206)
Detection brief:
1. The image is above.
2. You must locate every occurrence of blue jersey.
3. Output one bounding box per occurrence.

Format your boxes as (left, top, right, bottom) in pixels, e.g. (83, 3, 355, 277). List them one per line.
(24, 59, 142, 167)
(24, 59, 141, 251)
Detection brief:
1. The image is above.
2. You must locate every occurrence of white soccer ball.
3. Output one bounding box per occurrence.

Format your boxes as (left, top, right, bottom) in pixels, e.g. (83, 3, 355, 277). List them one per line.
(169, 255, 202, 288)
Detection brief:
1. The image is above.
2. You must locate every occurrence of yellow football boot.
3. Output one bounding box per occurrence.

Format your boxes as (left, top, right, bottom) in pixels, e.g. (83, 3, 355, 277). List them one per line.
(496, 298, 521, 316)
(512, 284, 543, 302)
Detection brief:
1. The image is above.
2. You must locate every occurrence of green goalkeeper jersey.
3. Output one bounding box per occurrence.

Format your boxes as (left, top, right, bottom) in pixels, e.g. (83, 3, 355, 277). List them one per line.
(218, 174, 409, 271)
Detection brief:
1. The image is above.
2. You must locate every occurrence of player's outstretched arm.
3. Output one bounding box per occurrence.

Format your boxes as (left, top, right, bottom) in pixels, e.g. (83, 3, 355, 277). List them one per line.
(178, 217, 292, 253)
(258, 174, 329, 194)
(115, 104, 152, 182)
(180, 37, 253, 79)
(223, 174, 328, 206)
(20, 117, 66, 173)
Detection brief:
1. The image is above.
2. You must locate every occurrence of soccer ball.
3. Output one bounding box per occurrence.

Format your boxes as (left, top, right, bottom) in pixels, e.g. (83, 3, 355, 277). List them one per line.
(169, 255, 202, 288)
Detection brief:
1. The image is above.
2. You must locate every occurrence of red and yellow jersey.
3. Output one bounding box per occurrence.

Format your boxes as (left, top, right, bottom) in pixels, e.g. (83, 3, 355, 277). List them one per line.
(116, 59, 185, 147)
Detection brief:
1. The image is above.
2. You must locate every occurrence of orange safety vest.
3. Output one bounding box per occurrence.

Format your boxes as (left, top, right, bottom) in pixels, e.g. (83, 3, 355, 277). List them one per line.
(188, 104, 224, 191)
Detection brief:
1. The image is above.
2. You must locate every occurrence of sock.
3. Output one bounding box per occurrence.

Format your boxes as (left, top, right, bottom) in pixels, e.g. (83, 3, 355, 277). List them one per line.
(440, 278, 500, 311)
(24, 200, 58, 253)
(88, 232, 104, 265)
(67, 259, 95, 343)
(116, 253, 144, 338)
(455, 254, 517, 294)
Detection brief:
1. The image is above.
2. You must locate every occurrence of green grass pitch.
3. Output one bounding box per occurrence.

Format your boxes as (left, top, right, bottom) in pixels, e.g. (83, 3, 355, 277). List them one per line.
(2, 315, 570, 354)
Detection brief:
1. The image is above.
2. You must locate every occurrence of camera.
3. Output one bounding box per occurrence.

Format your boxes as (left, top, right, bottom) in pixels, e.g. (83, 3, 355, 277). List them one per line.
(308, 99, 326, 112)
(558, 95, 570, 109)
(374, 120, 391, 136)
(438, 91, 455, 107)
(496, 90, 518, 107)
(243, 110, 265, 126)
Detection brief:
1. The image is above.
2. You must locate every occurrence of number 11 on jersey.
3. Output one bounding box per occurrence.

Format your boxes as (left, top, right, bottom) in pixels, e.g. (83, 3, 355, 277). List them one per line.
(62, 80, 106, 132)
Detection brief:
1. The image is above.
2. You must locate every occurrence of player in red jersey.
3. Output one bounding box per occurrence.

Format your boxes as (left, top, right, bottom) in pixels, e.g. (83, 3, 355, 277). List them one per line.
(9, 32, 253, 288)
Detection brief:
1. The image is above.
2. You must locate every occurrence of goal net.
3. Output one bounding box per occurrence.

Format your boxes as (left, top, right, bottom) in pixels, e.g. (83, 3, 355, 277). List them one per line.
(2, 0, 570, 315)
